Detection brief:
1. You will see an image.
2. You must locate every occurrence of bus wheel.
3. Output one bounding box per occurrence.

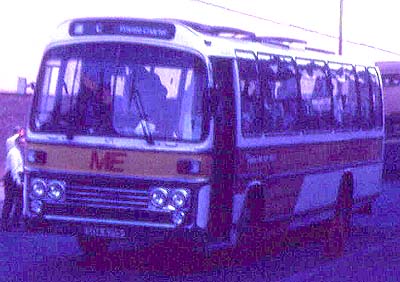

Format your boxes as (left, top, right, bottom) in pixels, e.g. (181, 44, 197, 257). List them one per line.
(324, 181, 353, 258)
(77, 236, 111, 256)
(358, 202, 373, 215)
(235, 194, 283, 260)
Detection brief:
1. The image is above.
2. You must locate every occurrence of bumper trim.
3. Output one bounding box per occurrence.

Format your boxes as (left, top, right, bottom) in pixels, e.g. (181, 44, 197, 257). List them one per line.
(44, 215, 176, 229)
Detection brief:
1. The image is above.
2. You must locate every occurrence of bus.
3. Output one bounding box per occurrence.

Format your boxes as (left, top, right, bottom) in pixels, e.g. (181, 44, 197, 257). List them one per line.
(375, 61, 400, 177)
(23, 17, 384, 259)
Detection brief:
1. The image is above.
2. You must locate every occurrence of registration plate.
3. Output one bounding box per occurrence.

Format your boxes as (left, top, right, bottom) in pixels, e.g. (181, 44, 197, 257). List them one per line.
(83, 226, 126, 239)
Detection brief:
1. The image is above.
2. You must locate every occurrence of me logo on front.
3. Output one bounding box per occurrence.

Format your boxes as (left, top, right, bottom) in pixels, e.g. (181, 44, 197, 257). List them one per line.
(90, 150, 127, 172)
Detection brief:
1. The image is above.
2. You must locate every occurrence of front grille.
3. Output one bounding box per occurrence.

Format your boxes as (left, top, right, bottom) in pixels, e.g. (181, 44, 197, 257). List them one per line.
(47, 183, 174, 223)
(66, 184, 149, 210)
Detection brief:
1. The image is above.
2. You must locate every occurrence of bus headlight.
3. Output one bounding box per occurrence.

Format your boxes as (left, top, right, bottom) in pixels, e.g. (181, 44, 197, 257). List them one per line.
(150, 187, 168, 208)
(30, 179, 46, 199)
(170, 189, 189, 209)
(47, 181, 66, 201)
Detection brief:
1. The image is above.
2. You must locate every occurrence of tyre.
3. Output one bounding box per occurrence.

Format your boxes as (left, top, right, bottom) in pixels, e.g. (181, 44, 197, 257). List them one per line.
(235, 193, 287, 261)
(77, 236, 111, 256)
(358, 202, 373, 215)
(324, 179, 353, 257)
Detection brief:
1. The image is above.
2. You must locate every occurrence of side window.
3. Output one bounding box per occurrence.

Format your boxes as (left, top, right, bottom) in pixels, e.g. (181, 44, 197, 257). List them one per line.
(297, 59, 332, 131)
(381, 73, 400, 87)
(329, 62, 358, 129)
(368, 67, 383, 128)
(237, 52, 262, 137)
(259, 54, 298, 133)
(356, 66, 373, 129)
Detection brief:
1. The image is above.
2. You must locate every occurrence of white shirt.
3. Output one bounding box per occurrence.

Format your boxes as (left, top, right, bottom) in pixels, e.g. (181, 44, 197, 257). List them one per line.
(5, 134, 23, 186)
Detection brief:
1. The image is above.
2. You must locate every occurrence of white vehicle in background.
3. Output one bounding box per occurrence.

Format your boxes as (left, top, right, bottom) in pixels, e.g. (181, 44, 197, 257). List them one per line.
(376, 61, 400, 177)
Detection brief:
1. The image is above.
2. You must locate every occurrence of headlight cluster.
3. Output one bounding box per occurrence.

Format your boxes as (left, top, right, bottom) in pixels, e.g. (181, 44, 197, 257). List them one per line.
(149, 187, 190, 225)
(29, 178, 66, 214)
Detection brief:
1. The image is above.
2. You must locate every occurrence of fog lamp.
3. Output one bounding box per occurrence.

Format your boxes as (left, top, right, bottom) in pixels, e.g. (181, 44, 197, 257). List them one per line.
(30, 200, 43, 214)
(172, 211, 185, 225)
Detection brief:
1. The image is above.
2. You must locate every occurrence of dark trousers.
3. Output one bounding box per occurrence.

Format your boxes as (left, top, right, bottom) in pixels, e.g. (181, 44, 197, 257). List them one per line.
(1, 171, 22, 228)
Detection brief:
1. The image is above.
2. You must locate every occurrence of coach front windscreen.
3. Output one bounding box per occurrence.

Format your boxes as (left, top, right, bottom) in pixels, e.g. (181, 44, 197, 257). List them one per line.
(31, 43, 208, 143)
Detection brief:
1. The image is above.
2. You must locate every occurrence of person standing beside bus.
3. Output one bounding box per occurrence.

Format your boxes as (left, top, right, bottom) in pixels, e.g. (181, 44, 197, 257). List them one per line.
(1, 129, 25, 231)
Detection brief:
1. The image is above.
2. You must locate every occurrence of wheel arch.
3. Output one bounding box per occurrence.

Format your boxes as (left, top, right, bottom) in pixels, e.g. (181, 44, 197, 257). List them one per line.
(238, 180, 264, 224)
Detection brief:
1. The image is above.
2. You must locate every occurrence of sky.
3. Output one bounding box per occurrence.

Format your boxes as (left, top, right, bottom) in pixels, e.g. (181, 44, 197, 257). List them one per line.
(0, 0, 400, 92)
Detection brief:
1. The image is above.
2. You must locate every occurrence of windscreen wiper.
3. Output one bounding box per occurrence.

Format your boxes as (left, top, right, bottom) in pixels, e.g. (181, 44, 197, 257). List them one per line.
(130, 79, 154, 145)
(62, 81, 75, 140)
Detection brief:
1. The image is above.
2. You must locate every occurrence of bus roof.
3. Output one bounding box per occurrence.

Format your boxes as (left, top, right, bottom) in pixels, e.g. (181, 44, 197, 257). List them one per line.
(49, 17, 376, 67)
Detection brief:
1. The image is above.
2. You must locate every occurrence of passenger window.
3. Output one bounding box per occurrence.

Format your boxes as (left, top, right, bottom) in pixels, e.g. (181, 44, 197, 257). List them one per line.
(356, 66, 373, 129)
(259, 54, 298, 133)
(297, 59, 332, 131)
(237, 54, 262, 137)
(329, 63, 358, 129)
(368, 67, 383, 128)
(381, 73, 400, 87)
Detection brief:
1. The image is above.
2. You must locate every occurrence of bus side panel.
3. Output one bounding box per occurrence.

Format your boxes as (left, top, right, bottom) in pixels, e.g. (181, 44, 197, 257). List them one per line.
(291, 163, 382, 228)
(236, 137, 383, 228)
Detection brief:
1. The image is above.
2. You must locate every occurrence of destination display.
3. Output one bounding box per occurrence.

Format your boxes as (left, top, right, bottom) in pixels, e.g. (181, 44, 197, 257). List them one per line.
(69, 19, 176, 40)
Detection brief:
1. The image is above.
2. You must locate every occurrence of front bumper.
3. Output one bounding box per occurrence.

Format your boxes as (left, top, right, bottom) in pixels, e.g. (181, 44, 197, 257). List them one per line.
(24, 216, 209, 247)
